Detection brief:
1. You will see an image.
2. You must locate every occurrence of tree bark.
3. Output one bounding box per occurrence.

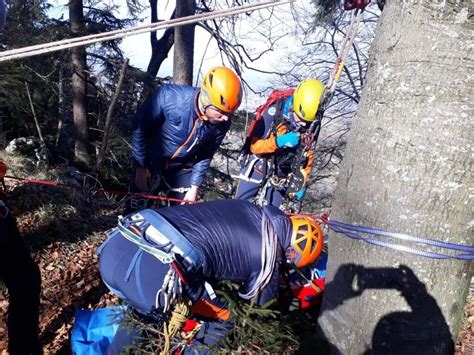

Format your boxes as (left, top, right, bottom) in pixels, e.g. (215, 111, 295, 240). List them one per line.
(95, 59, 129, 170)
(69, 0, 91, 165)
(56, 67, 66, 147)
(143, 0, 175, 97)
(318, 0, 473, 354)
(173, 0, 195, 85)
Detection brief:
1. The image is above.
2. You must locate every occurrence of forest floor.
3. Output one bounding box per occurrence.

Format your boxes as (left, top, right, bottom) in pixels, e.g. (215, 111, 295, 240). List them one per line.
(0, 158, 472, 354)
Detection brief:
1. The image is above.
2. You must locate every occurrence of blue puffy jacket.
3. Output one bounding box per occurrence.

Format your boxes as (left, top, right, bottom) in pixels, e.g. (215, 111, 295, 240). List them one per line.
(131, 84, 232, 186)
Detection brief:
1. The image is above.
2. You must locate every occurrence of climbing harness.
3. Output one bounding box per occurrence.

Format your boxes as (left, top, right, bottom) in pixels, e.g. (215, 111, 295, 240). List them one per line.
(238, 90, 294, 200)
(117, 209, 203, 271)
(256, 175, 287, 207)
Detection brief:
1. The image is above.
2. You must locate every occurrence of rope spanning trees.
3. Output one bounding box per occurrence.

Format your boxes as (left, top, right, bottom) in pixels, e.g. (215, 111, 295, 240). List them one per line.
(0, 0, 293, 63)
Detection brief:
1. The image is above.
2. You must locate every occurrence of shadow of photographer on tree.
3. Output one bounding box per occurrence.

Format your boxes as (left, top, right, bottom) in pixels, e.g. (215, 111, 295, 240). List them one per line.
(305, 263, 454, 354)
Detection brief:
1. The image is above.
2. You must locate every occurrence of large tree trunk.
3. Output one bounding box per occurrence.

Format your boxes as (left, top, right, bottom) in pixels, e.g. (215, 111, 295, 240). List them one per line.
(318, 0, 472, 354)
(69, 0, 90, 165)
(173, 0, 195, 85)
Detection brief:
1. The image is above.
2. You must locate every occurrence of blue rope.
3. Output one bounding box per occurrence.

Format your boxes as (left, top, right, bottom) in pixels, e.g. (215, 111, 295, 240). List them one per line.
(328, 220, 474, 261)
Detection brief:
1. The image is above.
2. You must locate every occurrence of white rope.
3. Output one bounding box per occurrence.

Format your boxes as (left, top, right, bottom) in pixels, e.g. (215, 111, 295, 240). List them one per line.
(0, 0, 293, 63)
(326, 8, 363, 95)
(239, 214, 278, 300)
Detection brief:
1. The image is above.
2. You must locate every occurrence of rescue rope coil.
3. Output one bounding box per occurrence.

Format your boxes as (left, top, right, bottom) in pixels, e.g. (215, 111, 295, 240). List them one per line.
(239, 214, 278, 300)
(160, 299, 192, 355)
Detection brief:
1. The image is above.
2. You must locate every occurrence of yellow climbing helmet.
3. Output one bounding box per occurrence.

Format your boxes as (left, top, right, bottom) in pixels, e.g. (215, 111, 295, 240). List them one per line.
(293, 79, 325, 122)
(287, 215, 324, 268)
(200, 66, 243, 113)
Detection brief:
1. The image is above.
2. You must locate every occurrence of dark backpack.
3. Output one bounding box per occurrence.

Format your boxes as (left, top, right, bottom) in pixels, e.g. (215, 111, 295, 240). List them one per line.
(240, 89, 294, 156)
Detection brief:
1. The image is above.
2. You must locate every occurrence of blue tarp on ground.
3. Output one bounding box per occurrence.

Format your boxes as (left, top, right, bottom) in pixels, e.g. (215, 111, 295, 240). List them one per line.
(71, 306, 126, 355)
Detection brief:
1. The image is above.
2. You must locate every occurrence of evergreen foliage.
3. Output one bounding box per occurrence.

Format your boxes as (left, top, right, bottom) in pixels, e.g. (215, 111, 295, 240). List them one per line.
(0, 0, 146, 175)
(117, 281, 301, 353)
(311, 0, 341, 25)
(212, 281, 298, 352)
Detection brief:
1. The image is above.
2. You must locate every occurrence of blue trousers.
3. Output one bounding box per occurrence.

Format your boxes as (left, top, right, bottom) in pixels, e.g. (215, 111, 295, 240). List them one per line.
(235, 179, 285, 208)
(98, 230, 174, 313)
(235, 158, 285, 208)
(98, 233, 232, 354)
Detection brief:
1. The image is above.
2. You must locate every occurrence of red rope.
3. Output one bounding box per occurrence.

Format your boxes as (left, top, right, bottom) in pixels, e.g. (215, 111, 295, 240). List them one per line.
(3, 175, 328, 220)
(4, 175, 197, 204)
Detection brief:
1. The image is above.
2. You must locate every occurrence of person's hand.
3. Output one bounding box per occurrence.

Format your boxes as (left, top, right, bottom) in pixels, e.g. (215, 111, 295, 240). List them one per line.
(135, 167, 151, 192)
(182, 185, 199, 204)
(276, 132, 300, 149)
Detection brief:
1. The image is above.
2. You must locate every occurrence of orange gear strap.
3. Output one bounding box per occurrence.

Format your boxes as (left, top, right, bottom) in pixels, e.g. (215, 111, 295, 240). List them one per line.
(191, 299, 230, 321)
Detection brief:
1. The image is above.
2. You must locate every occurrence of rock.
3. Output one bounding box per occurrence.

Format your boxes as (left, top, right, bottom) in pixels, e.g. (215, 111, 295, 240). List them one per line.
(5, 137, 48, 167)
(211, 130, 244, 178)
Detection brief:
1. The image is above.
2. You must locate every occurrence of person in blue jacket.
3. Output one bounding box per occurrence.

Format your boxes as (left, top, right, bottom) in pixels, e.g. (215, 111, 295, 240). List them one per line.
(236, 79, 325, 208)
(126, 67, 243, 212)
(98, 199, 324, 352)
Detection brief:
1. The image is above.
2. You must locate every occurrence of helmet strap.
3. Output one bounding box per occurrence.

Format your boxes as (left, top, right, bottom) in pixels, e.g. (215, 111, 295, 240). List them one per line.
(195, 92, 208, 121)
(290, 112, 309, 132)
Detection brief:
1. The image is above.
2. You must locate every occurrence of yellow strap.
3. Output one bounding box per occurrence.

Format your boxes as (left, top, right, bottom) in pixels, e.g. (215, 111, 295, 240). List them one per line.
(182, 322, 203, 342)
(291, 264, 322, 294)
(334, 61, 345, 82)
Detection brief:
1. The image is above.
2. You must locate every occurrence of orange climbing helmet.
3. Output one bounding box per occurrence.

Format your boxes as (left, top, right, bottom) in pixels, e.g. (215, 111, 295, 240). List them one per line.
(286, 215, 324, 268)
(200, 66, 243, 113)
